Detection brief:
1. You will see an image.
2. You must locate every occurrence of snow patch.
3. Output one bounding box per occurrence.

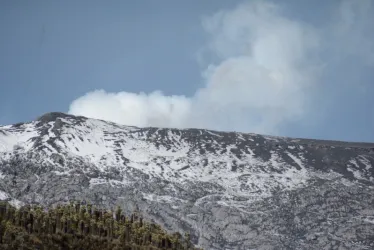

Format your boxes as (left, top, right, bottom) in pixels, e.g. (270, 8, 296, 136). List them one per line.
(286, 152, 305, 170)
(347, 167, 363, 180)
(0, 190, 9, 200)
(205, 130, 223, 138)
(9, 199, 24, 208)
(358, 156, 372, 170)
(142, 193, 187, 204)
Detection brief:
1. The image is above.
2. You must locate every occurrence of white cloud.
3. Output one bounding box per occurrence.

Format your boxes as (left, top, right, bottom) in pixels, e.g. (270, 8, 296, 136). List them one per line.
(69, 90, 191, 128)
(68, 0, 374, 135)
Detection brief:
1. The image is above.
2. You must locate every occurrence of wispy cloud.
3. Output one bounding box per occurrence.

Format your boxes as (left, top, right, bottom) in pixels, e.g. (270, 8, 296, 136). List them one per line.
(69, 0, 374, 135)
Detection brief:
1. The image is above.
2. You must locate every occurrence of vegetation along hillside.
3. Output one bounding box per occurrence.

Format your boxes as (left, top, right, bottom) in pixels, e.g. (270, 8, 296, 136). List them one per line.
(0, 201, 199, 250)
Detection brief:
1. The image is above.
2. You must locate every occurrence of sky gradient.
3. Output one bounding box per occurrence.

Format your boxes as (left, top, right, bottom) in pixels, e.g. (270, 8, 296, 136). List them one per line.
(1, 0, 374, 142)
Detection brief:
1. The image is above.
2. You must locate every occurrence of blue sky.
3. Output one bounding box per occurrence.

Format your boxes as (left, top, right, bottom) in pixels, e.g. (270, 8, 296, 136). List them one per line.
(1, 0, 373, 142)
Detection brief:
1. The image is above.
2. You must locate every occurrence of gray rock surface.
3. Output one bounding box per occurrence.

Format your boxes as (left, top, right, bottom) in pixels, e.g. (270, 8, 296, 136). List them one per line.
(0, 112, 373, 249)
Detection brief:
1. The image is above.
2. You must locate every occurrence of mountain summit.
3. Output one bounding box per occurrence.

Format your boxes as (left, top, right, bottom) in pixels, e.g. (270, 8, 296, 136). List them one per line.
(0, 112, 373, 249)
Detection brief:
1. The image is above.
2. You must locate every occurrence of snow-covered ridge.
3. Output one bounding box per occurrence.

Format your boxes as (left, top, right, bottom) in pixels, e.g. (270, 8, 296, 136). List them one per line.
(1, 112, 373, 198)
(1, 112, 374, 249)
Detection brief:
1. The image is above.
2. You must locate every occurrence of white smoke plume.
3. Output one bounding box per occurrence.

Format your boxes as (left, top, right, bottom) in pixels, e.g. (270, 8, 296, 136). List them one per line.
(68, 0, 373, 135)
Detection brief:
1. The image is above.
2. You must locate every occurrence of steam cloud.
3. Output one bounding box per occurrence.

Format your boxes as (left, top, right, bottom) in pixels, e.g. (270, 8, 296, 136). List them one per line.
(69, 0, 374, 135)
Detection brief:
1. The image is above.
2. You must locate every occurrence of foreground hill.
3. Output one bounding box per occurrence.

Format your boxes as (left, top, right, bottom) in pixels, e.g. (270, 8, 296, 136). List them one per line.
(0, 112, 373, 249)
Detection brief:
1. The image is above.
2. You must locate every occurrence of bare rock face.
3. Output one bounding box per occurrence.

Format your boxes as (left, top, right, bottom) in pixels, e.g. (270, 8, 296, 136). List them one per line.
(0, 112, 374, 249)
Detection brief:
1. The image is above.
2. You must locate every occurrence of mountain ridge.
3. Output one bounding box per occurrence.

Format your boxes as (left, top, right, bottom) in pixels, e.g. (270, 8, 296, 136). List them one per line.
(0, 112, 373, 249)
(6, 112, 374, 146)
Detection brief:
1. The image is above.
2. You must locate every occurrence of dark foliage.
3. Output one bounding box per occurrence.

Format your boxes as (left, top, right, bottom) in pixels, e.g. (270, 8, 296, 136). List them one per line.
(0, 201, 200, 250)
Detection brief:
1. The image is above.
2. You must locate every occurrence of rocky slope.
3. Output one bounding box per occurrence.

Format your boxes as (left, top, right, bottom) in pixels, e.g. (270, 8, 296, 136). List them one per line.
(0, 112, 373, 249)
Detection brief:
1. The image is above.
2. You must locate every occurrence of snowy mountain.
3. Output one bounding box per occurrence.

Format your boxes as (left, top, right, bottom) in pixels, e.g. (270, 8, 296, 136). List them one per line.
(0, 112, 374, 249)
